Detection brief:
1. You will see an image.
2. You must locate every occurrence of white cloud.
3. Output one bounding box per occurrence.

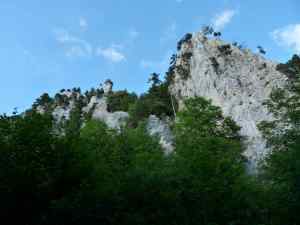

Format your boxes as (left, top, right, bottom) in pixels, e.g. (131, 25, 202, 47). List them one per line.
(54, 29, 92, 57)
(79, 17, 88, 30)
(212, 9, 236, 31)
(271, 24, 300, 53)
(96, 47, 126, 63)
(54, 26, 135, 62)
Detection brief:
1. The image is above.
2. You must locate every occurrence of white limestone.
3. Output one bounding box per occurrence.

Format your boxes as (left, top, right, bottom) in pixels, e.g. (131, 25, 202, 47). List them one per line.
(147, 115, 174, 154)
(89, 96, 129, 130)
(169, 32, 288, 168)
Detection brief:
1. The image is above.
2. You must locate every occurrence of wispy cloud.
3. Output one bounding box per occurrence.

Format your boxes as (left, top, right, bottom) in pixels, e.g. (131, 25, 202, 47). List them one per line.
(271, 24, 300, 53)
(54, 24, 135, 62)
(96, 46, 126, 63)
(79, 17, 88, 30)
(54, 29, 92, 57)
(212, 9, 236, 31)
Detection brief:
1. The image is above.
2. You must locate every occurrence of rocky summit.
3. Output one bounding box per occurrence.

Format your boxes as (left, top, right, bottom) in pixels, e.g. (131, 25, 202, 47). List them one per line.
(32, 29, 291, 170)
(169, 31, 288, 168)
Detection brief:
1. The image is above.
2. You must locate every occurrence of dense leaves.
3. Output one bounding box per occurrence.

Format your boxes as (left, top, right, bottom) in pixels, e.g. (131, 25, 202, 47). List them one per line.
(0, 97, 268, 225)
(0, 113, 88, 224)
(107, 90, 137, 112)
(276, 54, 300, 80)
(129, 73, 177, 126)
(2, 54, 300, 224)
(173, 98, 260, 225)
(259, 54, 300, 225)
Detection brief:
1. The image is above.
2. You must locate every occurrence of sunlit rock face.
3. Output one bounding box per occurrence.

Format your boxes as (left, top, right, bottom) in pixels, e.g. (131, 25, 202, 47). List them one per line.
(33, 81, 173, 153)
(169, 31, 288, 169)
(147, 115, 174, 154)
(49, 90, 81, 123)
(35, 82, 128, 130)
(82, 96, 129, 130)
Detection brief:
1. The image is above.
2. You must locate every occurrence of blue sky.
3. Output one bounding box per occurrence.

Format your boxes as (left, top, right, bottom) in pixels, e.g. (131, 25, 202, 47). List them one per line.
(0, 0, 299, 113)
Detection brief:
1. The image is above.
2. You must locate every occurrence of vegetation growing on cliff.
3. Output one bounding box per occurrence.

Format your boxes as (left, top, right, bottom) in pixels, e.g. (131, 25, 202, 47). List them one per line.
(0, 97, 264, 225)
(259, 54, 300, 225)
(107, 90, 137, 112)
(1, 48, 300, 225)
(129, 73, 177, 126)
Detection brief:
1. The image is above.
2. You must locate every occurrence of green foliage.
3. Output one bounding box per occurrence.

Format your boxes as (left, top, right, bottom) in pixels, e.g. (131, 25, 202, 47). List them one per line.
(0, 112, 88, 224)
(148, 72, 162, 86)
(175, 97, 241, 140)
(33, 93, 54, 113)
(0, 95, 275, 225)
(172, 97, 257, 224)
(218, 44, 232, 56)
(257, 46, 266, 55)
(64, 98, 84, 138)
(176, 64, 190, 80)
(35, 93, 53, 106)
(165, 51, 192, 84)
(47, 121, 167, 225)
(202, 26, 214, 36)
(213, 31, 222, 37)
(129, 74, 177, 126)
(276, 54, 300, 80)
(6, 69, 300, 224)
(54, 93, 70, 107)
(76, 121, 123, 195)
(106, 90, 137, 112)
(84, 88, 103, 102)
(177, 33, 193, 51)
(165, 54, 177, 85)
(258, 55, 300, 225)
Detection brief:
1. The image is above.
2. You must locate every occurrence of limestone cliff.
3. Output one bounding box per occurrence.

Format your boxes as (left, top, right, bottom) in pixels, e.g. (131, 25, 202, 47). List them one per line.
(169, 31, 288, 168)
(32, 30, 290, 167)
(34, 80, 129, 130)
(33, 80, 173, 154)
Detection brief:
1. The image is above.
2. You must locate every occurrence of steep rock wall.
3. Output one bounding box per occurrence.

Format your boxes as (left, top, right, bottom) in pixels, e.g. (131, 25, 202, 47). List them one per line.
(169, 32, 288, 168)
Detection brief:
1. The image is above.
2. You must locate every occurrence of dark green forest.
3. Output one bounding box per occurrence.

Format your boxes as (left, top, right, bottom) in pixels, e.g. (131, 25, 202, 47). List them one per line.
(0, 55, 300, 225)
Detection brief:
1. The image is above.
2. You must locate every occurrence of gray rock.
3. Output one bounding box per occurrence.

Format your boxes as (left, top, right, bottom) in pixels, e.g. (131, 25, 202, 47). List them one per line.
(169, 31, 288, 169)
(147, 115, 174, 154)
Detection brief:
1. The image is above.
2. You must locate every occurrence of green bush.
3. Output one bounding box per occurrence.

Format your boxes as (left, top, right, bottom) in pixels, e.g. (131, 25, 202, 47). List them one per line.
(4, 58, 300, 224)
(107, 90, 137, 112)
(172, 97, 261, 224)
(129, 74, 177, 127)
(0, 113, 89, 224)
(259, 55, 300, 225)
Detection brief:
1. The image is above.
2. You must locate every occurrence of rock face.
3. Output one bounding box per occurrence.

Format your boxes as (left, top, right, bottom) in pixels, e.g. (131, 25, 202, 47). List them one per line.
(34, 84, 129, 130)
(33, 82, 174, 154)
(147, 115, 174, 154)
(169, 31, 288, 168)
(32, 31, 289, 165)
(82, 96, 129, 130)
